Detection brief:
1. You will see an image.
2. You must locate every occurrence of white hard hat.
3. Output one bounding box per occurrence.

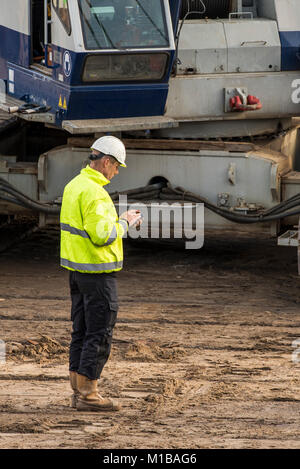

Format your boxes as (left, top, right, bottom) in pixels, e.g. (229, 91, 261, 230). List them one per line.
(91, 135, 126, 167)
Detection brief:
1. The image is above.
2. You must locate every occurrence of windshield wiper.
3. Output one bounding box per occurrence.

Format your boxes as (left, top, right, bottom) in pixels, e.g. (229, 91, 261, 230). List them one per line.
(78, 2, 103, 48)
(85, 0, 119, 49)
(135, 0, 169, 44)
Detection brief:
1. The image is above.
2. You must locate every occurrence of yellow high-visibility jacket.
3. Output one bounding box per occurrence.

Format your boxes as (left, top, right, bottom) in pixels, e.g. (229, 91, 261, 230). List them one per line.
(60, 165, 128, 274)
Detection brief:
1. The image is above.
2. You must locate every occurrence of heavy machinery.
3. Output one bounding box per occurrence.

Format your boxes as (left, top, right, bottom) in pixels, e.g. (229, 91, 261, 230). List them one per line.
(0, 1, 300, 262)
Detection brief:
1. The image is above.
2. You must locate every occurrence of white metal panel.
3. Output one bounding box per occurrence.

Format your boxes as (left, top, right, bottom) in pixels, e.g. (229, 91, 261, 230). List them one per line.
(155, 118, 292, 139)
(274, 0, 300, 31)
(0, 0, 30, 34)
(40, 146, 280, 211)
(39, 145, 287, 232)
(51, 0, 77, 51)
(162, 0, 176, 51)
(224, 19, 281, 73)
(165, 71, 300, 119)
(177, 20, 227, 74)
(66, 0, 85, 52)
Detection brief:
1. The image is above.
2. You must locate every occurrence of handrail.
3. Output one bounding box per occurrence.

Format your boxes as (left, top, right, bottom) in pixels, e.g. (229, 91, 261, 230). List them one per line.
(229, 11, 253, 20)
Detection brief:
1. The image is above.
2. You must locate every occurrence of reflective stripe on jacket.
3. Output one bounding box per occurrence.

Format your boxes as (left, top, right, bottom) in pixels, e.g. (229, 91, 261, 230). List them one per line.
(60, 165, 128, 274)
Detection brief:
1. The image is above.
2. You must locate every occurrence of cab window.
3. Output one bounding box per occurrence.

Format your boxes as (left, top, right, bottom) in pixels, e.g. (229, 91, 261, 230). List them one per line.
(78, 0, 169, 50)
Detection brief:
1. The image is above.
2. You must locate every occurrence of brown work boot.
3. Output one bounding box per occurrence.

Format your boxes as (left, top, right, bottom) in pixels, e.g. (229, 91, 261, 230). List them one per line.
(69, 371, 80, 408)
(76, 374, 121, 412)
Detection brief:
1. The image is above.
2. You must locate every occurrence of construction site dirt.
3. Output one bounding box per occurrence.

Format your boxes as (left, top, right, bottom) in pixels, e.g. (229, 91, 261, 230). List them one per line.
(0, 224, 300, 449)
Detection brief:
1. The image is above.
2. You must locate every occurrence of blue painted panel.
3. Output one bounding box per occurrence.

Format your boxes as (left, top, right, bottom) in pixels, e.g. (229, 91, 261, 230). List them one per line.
(0, 25, 30, 69)
(7, 62, 69, 111)
(280, 31, 300, 71)
(8, 63, 169, 124)
(67, 84, 168, 120)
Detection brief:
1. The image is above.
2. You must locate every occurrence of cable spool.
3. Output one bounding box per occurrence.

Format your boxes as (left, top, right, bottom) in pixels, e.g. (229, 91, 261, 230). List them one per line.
(180, 0, 232, 19)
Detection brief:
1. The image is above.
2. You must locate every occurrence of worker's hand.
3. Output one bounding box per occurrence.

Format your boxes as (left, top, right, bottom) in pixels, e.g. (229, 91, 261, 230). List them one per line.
(120, 210, 143, 228)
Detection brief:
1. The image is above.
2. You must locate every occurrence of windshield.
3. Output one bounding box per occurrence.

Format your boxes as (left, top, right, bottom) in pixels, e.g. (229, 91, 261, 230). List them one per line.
(78, 0, 169, 49)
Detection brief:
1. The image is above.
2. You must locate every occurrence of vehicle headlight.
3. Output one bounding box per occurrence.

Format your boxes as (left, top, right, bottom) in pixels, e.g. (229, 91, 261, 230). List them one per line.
(82, 53, 169, 82)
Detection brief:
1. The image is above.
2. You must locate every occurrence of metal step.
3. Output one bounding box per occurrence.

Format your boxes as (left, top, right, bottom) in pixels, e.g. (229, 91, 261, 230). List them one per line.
(277, 230, 299, 247)
(0, 96, 20, 132)
(62, 116, 179, 135)
(0, 95, 54, 124)
(30, 63, 52, 77)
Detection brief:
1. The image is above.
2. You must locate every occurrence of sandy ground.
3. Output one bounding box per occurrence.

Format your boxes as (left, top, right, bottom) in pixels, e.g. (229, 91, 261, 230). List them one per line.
(0, 225, 300, 449)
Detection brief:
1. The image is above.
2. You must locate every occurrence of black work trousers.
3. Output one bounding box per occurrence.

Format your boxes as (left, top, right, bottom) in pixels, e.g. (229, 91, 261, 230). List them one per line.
(69, 271, 118, 381)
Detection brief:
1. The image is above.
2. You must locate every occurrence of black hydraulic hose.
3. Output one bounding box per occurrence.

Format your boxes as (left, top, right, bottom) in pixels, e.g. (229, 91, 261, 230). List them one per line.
(0, 176, 57, 204)
(0, 180, 166, 215)
(1, 187, 60, 214)
(159, 191, 257, 223)
(0, 184, 43, 204)
(109, 181, 300, 223)
(159, 192, 300, 223)
(110, 182, 166, 200)
(160, 186, 300, 223)
(263, 199, 300, 216)
(0, 194, 26, 208)
(0, 175, 299, 222)
(0, 180, 60, 214)
(262, 193, 300, 215)
(125, 190, 161, 200)
(0, 190, 54, 212)
(269, 208, 300, 219)
(170, 185, 300, 221)
(0, 177, 42, 202)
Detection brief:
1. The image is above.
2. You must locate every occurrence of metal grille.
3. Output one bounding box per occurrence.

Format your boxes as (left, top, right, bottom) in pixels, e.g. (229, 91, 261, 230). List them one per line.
(180, 0, 232, 19)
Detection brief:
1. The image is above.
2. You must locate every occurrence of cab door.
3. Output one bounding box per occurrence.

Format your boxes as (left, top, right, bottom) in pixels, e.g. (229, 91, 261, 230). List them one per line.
(31, 0, 45, 64)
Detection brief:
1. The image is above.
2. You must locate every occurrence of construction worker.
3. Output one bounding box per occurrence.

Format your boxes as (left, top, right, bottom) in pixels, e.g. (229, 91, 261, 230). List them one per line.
(60, 136, 141, 411)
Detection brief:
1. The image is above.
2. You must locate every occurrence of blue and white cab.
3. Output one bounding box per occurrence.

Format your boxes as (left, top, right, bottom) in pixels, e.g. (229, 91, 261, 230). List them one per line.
(0, 0, 176, 125)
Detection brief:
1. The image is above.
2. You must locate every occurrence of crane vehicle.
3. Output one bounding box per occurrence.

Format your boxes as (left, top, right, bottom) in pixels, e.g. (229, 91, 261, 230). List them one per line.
(0, 0, 300, 264)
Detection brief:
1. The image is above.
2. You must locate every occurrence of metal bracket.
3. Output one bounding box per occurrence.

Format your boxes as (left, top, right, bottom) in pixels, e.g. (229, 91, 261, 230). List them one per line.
(38, 153, 47, 192)
(241, 41, 267, 46)
(270, 164, 280, 202)
(224, 87, 248, 113)
(228, 163, 236, 185)
(217, 193, 230, 208)
(229, 12, 253, 20)
(277, 230, 299, 247)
